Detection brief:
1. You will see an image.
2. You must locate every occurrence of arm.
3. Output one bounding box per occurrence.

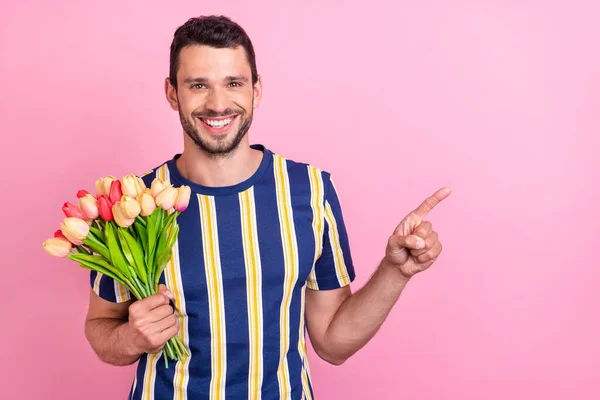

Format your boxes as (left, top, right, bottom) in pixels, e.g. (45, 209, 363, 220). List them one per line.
(305, 188, 450, 365)
(85, 284, 179, 366)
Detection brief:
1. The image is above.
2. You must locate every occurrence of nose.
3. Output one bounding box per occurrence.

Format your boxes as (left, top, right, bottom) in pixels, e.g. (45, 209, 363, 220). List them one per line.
(205, 87, 228, 114)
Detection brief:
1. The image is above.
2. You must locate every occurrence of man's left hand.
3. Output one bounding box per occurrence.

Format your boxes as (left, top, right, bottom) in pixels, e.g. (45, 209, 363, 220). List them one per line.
(384, 187, 451, 279)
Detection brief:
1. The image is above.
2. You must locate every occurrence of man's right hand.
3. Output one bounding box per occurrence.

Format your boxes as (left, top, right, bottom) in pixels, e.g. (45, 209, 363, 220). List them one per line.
(126, 284, 179, 354)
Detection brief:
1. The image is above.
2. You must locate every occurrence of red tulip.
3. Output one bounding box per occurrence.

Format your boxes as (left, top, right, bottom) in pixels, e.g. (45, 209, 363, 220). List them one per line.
(54, 229, 68, 239)
(98, 195, 114, 221)
(77, 190, 91, 199)
(62, 202, 86, 220)
(109, 180, 123, 204)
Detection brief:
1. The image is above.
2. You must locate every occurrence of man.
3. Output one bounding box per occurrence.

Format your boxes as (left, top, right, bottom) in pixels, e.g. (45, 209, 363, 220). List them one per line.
(85, 15, 450, 400)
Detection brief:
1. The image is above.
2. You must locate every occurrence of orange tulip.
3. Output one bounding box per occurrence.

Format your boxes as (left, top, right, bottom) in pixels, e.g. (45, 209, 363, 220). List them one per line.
(138, 189, 156, 216)
(95, 175, 117, 197)
(60, 217, 90, 245)
(121, 174, 146, 198)
(174, 185, 191, 212)
(150, 178, 168, 198)
(120, 195, 141, 219)
(155, 186, 178, 210)
(43, 237, 73, 257)
(112, 202, 135, 228)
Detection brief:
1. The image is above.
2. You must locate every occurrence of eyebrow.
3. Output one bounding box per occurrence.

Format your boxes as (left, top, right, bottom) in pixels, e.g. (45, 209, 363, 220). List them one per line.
(183, 75, 249, 84)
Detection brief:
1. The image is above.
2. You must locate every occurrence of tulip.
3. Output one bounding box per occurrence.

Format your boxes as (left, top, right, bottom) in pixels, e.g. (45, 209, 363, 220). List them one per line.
(109, 180, 123, 204)
(138, 189, 156, 216)
(120, 195, 141, 219)
(155, 186, 178, 210)
(150, 178, 168, 198)
(54, 229, 68, 239)
(77, 190, 91, 199)
(78, 194, 99, 219)
(112, 202, 135, 228)
(43, 237, 73, 257)
(121, 174, 145, 198)
(61, 217, 90, 245)
(62, 202, 86, 220)
(95, 175, 117, 197)
(97, 195, 114, 221)
(174, 185, 191, 212)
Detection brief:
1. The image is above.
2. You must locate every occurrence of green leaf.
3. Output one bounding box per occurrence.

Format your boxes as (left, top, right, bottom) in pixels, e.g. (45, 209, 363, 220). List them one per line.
(82, 236, 111, 261)
(135, 215, 147, 228)
(88, 225, 106, 242)
(120, 228, 147, 284)
(68, 253, 127, 285)
(104, 222, 130, 278)
(117, 229, 136, 269)
(135, 223, 148, 255)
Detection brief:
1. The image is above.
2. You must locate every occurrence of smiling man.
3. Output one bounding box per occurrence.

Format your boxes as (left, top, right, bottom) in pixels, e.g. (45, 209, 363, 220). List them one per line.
(84, 15, 450, 400)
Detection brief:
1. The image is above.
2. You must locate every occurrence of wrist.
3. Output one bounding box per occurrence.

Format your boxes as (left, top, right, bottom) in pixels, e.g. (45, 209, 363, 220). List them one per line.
(121, 321, 144, 358)
(380, 257, 412, 283)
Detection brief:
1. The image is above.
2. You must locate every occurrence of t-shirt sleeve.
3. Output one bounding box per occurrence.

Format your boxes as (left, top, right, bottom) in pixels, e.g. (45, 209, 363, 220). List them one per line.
(307, 174, 356, 290)
(90, 270, 132, 303)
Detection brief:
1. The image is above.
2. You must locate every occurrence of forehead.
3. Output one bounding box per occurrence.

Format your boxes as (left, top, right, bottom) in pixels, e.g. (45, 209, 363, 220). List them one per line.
(177, 45, 251, 80)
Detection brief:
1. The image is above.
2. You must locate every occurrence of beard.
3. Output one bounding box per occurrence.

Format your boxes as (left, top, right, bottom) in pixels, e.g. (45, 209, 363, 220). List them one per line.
(178, 97, 254, 158)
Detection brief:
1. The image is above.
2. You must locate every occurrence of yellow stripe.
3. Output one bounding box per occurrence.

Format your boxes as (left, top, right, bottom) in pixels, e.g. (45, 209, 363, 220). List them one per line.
(274, 155, 299, 399)
(298, 285, 313, 400)
(93, 272, 102, 295)
(240, 188, 263, 399)
(307, 166, 325, 290)
(142, 353, 160, 400)
(162, 164, 191, 400)
(199, 194, 227, 399)
(324, 201, 351, 286)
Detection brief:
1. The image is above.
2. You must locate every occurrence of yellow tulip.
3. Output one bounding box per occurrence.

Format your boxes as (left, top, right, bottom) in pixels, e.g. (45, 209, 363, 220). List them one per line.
(120, 195, 141, 219)
(138, 189, 156, 216)
(43, 237, 73, 257)
(112, 202, 135, 228)
(60, 217, 90, 245)
(78, 194, 99, 219)
(174, 185, 191, 212)
(150, 178, 168, 198)
(155, 186, 178, 210)
(121, 174, 145, 198)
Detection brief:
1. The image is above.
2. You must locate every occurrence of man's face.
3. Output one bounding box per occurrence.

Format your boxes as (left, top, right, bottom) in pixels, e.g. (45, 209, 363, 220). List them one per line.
(167, 45, 262, 157)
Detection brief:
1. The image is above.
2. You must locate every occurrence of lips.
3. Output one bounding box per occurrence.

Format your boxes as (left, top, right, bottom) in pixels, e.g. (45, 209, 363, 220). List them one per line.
(197, 115, 238, 134)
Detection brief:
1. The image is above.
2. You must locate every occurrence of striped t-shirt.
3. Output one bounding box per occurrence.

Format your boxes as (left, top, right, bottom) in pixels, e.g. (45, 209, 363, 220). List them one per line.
(90, 144, 356, 399)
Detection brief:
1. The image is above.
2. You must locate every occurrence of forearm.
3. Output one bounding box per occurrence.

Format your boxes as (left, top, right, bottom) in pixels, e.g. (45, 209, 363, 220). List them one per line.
(323, 259, 410, 362)
(85, 318, 143, 366)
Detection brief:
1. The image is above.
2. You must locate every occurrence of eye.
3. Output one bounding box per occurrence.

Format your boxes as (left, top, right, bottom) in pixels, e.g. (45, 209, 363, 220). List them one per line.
(191, 83, 207, 90)
(228, 82, 242, 88)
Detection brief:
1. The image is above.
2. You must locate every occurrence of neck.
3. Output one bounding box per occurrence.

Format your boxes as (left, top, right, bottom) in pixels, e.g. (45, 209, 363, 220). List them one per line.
(176, 135, 263, 188)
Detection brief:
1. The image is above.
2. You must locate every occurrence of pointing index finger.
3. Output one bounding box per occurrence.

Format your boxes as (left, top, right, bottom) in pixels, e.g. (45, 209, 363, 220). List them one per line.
(412, 187, 451, 220)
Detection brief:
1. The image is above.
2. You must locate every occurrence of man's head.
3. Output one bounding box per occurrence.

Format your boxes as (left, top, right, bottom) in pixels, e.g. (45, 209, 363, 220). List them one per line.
(165, 16, 262, 157)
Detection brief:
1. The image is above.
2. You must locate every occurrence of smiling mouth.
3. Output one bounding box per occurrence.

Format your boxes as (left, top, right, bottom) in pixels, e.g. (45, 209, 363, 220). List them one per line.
(198, 115, 237, 129)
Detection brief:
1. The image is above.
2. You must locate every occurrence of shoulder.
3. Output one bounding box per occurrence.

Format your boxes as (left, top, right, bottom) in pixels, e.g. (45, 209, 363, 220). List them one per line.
(136, 156, 175, 187)
(267, 147, 333, 186)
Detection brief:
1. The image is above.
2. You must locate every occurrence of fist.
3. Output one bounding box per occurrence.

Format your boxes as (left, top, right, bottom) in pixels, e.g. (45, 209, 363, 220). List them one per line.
(127, 284, 179, 354)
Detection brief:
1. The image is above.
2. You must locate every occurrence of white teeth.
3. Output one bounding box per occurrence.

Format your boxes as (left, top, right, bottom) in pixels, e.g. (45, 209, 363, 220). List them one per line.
(203, 117, 233, 128)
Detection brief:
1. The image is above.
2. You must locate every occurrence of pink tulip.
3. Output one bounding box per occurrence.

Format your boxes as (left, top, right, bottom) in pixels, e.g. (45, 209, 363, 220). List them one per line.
(174, 185, 191, 212)
(78, 194, 99, 219)
(109, 180, 123, 204)
(138, 189, 156, 216)
(43, 237, 73, 257)
(61, 217, 90, 245)
(54, 229, 68, 240)
(95, 175, 117, 197)
(155, 186, 178, 210)
(97, 195, 114, 222)
(62, 202, 86, 220)
(112, 202, 135, 228)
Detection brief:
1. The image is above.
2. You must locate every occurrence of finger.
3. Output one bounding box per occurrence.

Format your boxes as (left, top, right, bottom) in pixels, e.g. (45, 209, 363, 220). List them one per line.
(410, 231, 438, 257)
(389, 234, 426, 250)
(414, 221, 432, 239)
(155, 319, 180, 343)
(412, 187, 451, 221)
(157, 284, 175, 300)
(152, 313, 178, 334)
(416, 240, 443, 264)
(147, 304, 174, 323)
(135, 292, 171, 313)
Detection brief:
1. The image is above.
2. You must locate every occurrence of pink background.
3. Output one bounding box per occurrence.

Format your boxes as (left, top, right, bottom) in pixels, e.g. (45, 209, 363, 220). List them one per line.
(1, 1, 599, 399)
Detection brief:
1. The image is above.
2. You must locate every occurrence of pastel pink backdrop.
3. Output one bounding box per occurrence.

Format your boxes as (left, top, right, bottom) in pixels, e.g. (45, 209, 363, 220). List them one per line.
(1, 1, 598, 399)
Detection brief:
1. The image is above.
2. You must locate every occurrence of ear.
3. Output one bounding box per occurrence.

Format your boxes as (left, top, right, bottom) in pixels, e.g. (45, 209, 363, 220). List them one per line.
(165, 77, 178, 111)
(252, 75, 263, 109)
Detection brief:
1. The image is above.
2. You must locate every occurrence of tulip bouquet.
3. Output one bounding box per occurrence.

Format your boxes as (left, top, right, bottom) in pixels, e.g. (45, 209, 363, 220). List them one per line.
(43, 174, 192, 368)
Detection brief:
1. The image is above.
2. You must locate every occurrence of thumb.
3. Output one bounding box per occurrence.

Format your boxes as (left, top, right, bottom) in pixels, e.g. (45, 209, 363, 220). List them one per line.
(389, 234, 426, 251)
(157, 284, 175, 300)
